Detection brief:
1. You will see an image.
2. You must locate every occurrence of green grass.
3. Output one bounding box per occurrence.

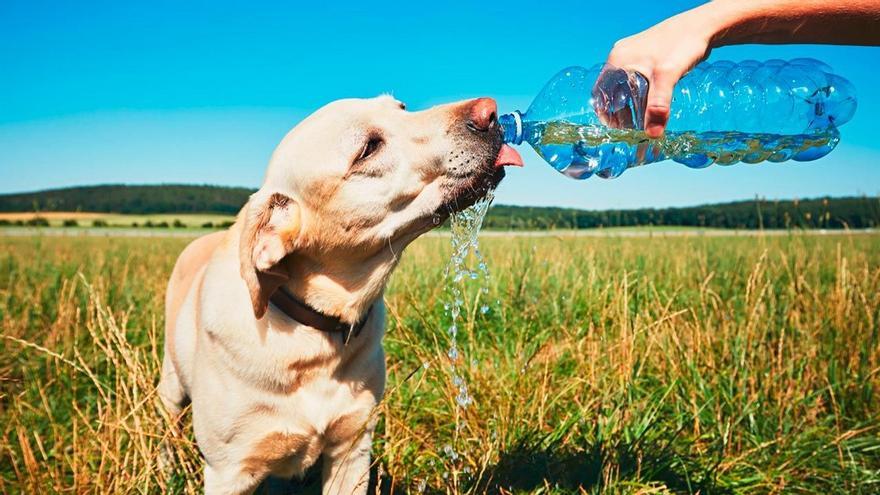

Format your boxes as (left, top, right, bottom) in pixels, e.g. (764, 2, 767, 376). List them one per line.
(1, 233, 879, 493)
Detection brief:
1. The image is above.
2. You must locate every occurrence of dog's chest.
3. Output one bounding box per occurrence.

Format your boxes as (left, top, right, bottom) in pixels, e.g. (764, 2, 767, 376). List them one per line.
(239, 368, 377, 478)
(197, 294, 384, 476)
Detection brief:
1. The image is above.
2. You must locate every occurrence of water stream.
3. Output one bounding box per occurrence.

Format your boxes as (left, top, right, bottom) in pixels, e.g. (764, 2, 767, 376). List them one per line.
(438, 189, 495, 483)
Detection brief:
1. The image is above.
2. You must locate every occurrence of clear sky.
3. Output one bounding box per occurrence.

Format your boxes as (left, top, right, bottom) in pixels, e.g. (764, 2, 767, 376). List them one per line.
(1, 0, 878, 209)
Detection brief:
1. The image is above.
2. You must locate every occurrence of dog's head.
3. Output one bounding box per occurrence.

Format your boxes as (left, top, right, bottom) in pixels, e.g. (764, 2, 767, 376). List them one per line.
(238, 96, 522, 318)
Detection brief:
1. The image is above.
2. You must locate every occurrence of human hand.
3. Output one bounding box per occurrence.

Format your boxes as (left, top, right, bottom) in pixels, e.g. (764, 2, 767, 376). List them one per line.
(603, 7, 715, 138)
(598, 0, 880, 137)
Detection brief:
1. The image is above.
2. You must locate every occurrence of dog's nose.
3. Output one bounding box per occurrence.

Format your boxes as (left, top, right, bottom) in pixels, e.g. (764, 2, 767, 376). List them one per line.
(467, 97, 498, 133)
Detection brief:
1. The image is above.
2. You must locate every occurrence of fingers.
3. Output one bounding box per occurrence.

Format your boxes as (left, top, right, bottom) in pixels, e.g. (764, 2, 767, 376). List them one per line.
(603, 22, 709, 138)
(591, 66, 615, 127)
(644, 67, 678, 138)
(592, 66, 639, 129)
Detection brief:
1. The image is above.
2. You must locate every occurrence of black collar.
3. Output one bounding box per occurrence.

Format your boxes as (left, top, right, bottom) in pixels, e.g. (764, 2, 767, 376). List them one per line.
(269, 286, 372, 344)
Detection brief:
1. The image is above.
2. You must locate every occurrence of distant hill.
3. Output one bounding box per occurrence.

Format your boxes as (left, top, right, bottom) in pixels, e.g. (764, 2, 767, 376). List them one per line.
(0, 184, 254, 215)
(1, 184, 878, 230)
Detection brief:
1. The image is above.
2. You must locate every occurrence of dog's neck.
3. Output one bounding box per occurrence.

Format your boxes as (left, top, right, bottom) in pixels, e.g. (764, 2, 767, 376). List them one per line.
(280, 250, 399, 324)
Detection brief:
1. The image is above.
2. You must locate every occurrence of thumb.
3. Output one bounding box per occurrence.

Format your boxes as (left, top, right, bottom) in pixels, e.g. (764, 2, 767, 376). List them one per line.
(644, 68, 679, 138)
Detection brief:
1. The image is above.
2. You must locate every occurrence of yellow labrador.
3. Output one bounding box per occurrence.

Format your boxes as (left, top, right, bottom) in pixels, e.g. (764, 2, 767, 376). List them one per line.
(159, 96, 522, 494)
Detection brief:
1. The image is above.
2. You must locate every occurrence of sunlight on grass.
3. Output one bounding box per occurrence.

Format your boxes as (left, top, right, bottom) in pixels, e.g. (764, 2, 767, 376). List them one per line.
(1, 233, 879, 493)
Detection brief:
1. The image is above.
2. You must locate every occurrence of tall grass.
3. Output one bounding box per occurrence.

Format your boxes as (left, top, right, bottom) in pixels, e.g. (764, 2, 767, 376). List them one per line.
(1, 233, 878, 493)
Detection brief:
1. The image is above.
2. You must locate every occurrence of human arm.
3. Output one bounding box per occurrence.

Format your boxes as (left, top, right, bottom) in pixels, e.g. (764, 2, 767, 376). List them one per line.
(605, 0, 880, 137)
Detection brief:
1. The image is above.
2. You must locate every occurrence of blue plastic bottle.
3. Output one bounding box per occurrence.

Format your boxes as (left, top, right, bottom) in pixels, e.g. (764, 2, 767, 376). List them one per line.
(499, 59, 857, 179)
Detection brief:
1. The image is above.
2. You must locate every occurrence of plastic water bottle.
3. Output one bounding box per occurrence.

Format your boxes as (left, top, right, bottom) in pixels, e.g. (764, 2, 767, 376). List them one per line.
(499, 59, 857, 180)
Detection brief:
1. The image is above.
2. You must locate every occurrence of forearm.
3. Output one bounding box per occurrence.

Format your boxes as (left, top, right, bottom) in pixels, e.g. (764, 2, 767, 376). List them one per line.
(693, 0, 880, 47)
(604, 0, 879, 136)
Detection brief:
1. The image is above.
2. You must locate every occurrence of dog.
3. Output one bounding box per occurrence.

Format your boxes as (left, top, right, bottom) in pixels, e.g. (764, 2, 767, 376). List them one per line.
(158, 95, 523, 494)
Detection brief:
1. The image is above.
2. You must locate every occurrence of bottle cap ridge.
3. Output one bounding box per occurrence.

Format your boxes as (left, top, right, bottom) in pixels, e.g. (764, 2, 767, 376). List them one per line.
(499, 111, 523, 145)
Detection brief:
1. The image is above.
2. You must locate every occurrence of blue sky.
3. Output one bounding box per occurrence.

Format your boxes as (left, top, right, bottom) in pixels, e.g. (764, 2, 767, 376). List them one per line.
(1, 0, 878, 209)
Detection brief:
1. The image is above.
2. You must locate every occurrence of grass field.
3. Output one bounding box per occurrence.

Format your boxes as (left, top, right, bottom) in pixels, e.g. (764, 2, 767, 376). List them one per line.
(1, 232, 879, 493)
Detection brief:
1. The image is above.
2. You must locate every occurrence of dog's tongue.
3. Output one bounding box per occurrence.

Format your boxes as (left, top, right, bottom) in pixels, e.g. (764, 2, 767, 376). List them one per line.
(495, 144, 523, 168)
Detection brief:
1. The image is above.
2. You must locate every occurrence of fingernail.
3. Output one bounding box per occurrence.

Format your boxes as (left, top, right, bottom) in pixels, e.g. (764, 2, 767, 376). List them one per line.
(646, 123, 664, 138)
(645, 108, 668, 137)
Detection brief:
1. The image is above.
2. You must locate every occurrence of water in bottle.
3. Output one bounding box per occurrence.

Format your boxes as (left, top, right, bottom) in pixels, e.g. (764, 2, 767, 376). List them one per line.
(498, 59, 857, 180)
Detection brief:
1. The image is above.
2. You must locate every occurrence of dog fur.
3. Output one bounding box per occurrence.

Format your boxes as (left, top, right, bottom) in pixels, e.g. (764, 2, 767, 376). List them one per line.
(158, 95, 505, 494)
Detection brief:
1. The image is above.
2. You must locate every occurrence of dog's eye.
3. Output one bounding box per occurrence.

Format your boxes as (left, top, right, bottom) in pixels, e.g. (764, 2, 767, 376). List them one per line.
(358, 136, 383, 162)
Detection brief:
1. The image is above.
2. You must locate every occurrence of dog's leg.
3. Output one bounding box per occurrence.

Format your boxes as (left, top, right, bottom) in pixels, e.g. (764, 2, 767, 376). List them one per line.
(205, 462, 266, 495)
(321, 431, 372, 495)
(157, 353, 189, 475)
(158, 352, 188, 416)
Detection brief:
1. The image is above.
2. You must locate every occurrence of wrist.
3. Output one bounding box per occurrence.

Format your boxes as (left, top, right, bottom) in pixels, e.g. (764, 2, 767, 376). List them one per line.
(671, 2, 733, 50)
(690, 0, 765, 48)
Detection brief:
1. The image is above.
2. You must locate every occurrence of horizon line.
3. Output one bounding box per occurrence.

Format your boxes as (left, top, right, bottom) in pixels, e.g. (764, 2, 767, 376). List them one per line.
(1, 182, 877, 213)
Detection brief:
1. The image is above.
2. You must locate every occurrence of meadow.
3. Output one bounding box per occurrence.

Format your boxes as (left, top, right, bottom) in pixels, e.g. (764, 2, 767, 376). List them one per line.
(1, 232, 879, 494)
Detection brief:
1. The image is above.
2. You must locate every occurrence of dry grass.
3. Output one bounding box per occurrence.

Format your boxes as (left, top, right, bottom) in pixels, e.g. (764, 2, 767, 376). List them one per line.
(1, 233, 879, 494)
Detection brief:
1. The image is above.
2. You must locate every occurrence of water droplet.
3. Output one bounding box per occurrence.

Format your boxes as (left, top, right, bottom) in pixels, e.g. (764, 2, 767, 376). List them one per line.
(442, 444, 459, 461)
(480, 304, 490, 314)
(447, 347, 459, 361)
(422, 361, 430, 370)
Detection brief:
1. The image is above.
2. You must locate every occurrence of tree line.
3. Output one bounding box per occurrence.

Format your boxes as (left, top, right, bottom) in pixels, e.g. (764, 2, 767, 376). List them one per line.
(0, 184, 253, 215)
(1, 184, 878, 230)
(484, 196, 880, 230)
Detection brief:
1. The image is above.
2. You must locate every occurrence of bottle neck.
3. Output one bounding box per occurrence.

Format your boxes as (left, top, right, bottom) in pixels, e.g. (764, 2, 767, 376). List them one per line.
(499, 111, 524, 145)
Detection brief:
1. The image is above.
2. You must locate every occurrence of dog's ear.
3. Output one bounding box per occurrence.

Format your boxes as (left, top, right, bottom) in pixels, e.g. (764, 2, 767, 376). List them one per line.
(239, 192, 301, 319)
